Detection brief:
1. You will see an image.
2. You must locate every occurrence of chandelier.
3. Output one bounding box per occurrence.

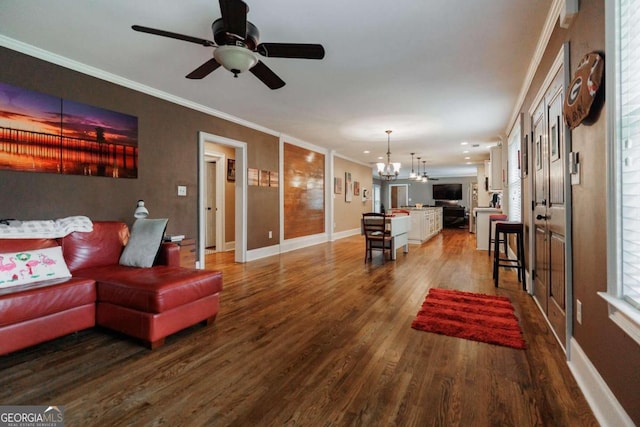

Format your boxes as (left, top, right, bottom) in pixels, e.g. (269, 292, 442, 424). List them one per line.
(376, 130, 401, 180)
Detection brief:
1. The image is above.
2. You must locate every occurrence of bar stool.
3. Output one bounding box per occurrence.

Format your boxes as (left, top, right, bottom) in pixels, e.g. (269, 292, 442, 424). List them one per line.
(488, 214, 508, 256)
(493, 221, 526, 290)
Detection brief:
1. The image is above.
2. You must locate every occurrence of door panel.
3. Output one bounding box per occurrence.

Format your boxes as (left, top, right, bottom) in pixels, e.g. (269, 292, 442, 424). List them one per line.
(532, 103, 548, 312)
(546, 74, 566, 347)
(531, 66, 567, 350)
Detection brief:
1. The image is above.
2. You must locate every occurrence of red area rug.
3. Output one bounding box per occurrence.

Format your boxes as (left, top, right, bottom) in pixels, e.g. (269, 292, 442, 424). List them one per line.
(411, 288, 526, 349)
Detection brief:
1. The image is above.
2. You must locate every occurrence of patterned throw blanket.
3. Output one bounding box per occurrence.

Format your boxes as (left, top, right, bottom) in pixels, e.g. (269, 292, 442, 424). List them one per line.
(0, 216, 93, 238)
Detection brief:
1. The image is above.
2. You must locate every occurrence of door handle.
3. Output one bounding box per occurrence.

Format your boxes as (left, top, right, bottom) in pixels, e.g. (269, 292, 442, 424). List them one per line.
(536, 214, 548, 220)
(207, 207, 212, 211)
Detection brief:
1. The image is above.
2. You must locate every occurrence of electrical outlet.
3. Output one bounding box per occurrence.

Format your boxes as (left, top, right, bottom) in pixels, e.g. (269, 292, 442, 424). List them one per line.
(576, 299, 582, 324)
(177, 185, 187, 196)
(268, 231, 272, 239)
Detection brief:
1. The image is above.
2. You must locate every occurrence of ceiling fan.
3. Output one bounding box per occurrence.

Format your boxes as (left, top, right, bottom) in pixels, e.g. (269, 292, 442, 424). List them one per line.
(132, 0, 325, 90)
(420, 160, 439, 182)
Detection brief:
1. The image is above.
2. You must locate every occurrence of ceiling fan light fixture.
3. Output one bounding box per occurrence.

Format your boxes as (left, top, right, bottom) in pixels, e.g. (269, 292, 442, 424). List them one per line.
(214, 45, 258, 76)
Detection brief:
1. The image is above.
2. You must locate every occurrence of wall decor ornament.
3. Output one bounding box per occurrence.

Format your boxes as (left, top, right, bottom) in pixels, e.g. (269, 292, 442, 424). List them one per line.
(248, 168, 259, 186)
(563, 52, 604, 129)
(0, 81, 138, 178)
(334, 177, 343, 194)
(227, 158, 235, 181)
(345, 172, 353, 202)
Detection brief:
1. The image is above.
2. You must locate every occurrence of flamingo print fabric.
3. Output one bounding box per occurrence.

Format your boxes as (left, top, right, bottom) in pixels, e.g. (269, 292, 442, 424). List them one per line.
(0, 246, 71, 288)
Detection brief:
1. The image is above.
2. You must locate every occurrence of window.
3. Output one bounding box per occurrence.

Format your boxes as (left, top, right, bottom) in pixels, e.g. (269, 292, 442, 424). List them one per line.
(507, 119, 522, 222)
(601, 0, 640, 345)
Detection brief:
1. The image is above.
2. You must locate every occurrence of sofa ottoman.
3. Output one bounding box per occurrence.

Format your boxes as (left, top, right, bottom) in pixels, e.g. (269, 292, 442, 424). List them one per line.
(89, 266, 222, 349)
(61, 221, 223, 349)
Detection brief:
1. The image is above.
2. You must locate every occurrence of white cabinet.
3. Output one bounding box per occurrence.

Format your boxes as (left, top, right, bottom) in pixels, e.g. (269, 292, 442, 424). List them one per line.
(408, 208, 443, 244)
(488, 146, 502, 191)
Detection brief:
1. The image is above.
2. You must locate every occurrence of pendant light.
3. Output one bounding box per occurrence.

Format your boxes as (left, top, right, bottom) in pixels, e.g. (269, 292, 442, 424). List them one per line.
(409, 153, 417, 179)
(376, 130, 401, 180)
(421, 160, 429, 183)
(414, 157, 423, 181)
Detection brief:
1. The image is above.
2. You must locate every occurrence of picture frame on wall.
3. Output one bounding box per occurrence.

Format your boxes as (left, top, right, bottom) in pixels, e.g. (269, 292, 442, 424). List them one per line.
(269, 171, 279, 187)
(354, 181, 360, 196)
(260, 169, 269, 187)
(248, 168, 259, 186)
(227, 158, 235, 181)
(345, 172, 352, 202)
(334, 177, 343, 194)
(0, 81, 139, 179)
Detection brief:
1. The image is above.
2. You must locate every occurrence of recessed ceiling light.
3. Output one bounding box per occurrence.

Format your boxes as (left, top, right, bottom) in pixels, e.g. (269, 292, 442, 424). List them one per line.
(377, 156, 384, 160)
(464, 156, 470, 160)
(363, 150, 370, 154)
(466, 162, 473, 165)
(461, 141, 469, 145)
(463, 150, 469, 154)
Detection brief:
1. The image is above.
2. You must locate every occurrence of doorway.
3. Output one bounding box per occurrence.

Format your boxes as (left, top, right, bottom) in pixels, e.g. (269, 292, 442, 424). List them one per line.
(204, 153, 225, 252)
(530, 45, 572, 351)
(198, 132, 247, 266)
(389, 184, 408, 209)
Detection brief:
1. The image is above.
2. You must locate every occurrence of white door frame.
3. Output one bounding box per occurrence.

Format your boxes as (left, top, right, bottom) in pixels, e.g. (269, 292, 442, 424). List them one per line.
(388, 183, 409, 209)
(198, 131, 247, 265)
(204, 151, 225, 252)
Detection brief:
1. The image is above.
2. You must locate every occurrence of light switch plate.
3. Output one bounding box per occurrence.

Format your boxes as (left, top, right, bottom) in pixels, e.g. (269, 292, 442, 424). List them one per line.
(177, 185, 187, 196)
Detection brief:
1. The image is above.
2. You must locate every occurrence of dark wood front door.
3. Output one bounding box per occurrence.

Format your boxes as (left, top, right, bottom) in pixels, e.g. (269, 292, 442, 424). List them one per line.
(532, 66, 568, 349)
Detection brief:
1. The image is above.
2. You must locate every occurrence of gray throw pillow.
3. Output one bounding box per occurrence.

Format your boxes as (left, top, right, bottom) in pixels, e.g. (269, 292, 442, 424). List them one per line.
(119, 218, 168, 268)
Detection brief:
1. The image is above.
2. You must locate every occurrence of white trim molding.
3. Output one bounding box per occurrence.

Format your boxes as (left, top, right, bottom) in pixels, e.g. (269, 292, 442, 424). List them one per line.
(0, 35, 279, 138)
(280, 233, 328, 255)
(567, 338, 635, 427)
(332, 228, 362, 242)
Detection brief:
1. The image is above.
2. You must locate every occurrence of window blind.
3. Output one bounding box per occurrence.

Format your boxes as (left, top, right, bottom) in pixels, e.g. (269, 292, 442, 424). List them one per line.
(507, 125, 522, 222)
(620, 0, 640, 308)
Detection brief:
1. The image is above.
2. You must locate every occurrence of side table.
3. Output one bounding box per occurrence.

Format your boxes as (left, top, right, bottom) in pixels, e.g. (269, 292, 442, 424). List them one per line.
(177, 238, 196, 268)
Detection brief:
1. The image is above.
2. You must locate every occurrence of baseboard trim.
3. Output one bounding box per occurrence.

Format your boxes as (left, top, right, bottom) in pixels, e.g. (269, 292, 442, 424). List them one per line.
(246, 244, 281, 262)
(331, 228, 361, 241)
(280, 233, 328, 254)
(567, 338, 635, 427)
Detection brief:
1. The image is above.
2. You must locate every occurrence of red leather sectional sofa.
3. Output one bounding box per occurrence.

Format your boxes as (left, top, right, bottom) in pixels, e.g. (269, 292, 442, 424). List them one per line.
(0, 221, 222, 355)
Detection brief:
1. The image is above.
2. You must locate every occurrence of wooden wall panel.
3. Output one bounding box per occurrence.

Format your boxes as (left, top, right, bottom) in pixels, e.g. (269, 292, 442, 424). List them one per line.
(283, 143, 325, 239)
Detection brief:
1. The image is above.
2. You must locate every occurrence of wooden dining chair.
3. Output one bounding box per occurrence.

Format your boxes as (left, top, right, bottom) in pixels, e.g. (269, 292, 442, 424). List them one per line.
(362, 212, 392, 262)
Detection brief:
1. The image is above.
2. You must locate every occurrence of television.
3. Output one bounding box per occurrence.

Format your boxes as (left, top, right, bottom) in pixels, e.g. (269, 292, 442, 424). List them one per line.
(432, 183, 463, 200)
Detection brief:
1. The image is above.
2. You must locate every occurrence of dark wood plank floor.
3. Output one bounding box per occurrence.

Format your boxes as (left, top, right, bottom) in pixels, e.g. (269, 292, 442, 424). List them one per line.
(0, 229, 597, 426)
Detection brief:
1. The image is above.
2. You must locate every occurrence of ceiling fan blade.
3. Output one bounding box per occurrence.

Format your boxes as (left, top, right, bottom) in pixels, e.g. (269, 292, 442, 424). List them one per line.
(219, 0, 248, 38)
(257, 43, 325, 59)
(186, 58, 222, 79)
(132, 25, 215, 47)
(249, 60, 285, 90)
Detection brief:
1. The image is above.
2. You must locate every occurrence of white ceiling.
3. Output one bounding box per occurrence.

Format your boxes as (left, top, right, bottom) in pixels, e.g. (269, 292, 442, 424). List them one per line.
(0, 0, 553, 178)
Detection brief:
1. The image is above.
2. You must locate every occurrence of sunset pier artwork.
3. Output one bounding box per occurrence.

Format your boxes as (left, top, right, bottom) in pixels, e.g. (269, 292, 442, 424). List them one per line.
(0, 82, 138, 178)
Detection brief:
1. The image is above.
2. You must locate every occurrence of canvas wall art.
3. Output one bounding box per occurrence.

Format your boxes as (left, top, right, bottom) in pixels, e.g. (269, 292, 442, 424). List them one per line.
(0, 81, 138, 178)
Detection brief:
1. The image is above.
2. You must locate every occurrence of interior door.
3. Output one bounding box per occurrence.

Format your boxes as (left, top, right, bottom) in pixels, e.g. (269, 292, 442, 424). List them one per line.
(390, 184, 408, 209)
(206, 161, 217, 249)
(532, 67, 567, 348)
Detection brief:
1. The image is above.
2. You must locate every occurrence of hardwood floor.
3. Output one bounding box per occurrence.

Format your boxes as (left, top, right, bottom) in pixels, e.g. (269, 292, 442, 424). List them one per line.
(0, 229, 597, 426)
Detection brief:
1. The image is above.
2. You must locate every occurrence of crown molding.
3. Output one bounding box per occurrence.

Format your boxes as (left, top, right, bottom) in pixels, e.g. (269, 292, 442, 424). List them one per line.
(0, 34, 279, 138)
(505, 0, 563, 134)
